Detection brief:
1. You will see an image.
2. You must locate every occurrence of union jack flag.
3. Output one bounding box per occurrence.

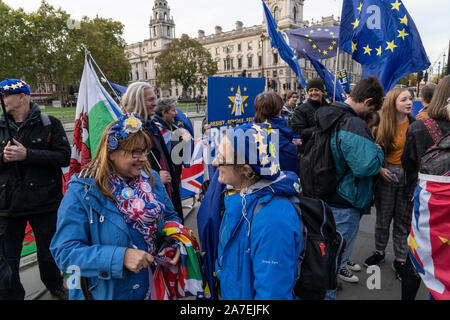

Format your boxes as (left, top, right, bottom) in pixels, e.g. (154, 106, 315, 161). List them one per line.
(180, 139, 206, 199)
(408, 174, 450, 300)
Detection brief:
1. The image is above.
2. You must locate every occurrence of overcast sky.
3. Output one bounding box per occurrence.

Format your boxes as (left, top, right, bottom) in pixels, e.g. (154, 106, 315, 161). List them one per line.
(4, 0, 449, 74)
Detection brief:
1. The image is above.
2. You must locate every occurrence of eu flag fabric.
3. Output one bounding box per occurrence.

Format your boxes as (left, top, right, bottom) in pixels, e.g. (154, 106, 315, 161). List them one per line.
(409, 174, 450, 300)
(262, 0, 306, 88)
(285, 26, 340, 60)
(207, 77, 265, 128)
(339, 0, 430, 92)
(305, 52, 347, 103)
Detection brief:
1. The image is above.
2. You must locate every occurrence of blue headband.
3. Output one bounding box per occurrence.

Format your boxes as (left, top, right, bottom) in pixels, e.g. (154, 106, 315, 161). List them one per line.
(106, 114, 144, 150)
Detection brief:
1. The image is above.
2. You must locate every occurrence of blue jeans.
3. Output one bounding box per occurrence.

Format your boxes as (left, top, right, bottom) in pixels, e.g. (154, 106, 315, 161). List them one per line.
(325, 206, 361, 300)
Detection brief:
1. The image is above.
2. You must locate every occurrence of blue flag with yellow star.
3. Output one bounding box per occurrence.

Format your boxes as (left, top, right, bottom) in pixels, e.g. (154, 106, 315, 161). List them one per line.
(262, 0, 307, 88)
(305, 52, 347, 103)
(339, 0, 430, 92)
(285, 26, 340, 60)
(207, 77, 265, 128)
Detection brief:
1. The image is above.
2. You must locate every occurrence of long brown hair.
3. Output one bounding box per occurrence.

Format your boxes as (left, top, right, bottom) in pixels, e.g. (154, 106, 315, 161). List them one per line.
(427, 75, 450, 121)
(376, 88, 409, 155)
(80, 121, 153, 200)
(254, 92, 284, 123)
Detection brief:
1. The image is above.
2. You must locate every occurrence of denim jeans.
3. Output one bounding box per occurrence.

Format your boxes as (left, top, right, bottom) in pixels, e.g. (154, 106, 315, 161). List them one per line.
(325, 206, 361, 300)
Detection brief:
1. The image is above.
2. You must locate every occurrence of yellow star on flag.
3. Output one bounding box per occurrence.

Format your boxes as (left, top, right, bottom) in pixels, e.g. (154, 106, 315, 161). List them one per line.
(260, 155, 270, 167)
(399, 14, 408, 25)
(252, 124, 263, 132)
(308, 39, 313, 43)
(352, 42, 357, 53)
(351, 19, 360, 29)
(323, 50, 328, 55)
(329, 46, 334, 50)
(391, 0, 402, 11)
(310, 29, 315, 34)
(357, 2, 363, 12)
(386, 40, 398, 52)
(363, 44, 373, 55)
(439, 236, 450, 246)
(376, 46, 383, 56)
(397, 29, 409, 40)
(312, 44, 317, 49)
(409, 235, 420, 255)
(258, 143, 268, 156)
(269, 143, 277, 158)
(270, 162, 278, 176)
(332, 40, 337, 45)
(253, 132, 265, 145)
(317, 28, 322, 31)
(17, 82, 23, 88)
(3, 85, 10, 90)
(330, 32, 335, 36)
(11, 84, 18, 90)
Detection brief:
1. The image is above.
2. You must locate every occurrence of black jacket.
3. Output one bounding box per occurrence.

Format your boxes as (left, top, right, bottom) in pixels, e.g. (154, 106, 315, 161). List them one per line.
(289, 98, 329, 152)
(0, 103, 71, 217)
(401, 118, 450, 198)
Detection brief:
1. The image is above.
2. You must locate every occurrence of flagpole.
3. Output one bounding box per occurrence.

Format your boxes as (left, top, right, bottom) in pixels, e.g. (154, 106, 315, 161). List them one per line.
(334, 0, 343, 102)
(81, 44, 125, 112)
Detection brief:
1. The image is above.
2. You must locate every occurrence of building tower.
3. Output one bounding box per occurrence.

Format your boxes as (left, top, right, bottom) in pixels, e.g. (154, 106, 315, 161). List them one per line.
(149, 0, 176, 52)
(263, 0, 305, 29)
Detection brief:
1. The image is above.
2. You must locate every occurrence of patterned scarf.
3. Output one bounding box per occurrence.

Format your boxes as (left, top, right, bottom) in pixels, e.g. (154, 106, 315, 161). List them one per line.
(110, 172, 165, 254)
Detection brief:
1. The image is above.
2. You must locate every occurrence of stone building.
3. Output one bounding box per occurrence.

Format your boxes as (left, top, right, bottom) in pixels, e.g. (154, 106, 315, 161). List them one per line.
(125, 0, 362, 98)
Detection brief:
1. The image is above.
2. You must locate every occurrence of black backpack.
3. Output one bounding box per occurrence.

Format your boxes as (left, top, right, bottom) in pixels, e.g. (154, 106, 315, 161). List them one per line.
(420, 132, 450, 176)
(254, 195, 345, 300)
(299, 112, 346, 199)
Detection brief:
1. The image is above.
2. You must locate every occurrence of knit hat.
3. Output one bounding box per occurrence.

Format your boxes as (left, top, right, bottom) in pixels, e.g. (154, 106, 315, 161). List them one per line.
(306, 78, 325, 93)
(224, 122, 281, 181)
(0, 79, 31, 95)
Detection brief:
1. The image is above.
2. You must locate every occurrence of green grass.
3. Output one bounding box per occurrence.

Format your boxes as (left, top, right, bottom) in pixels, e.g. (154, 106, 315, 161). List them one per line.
(40, 107, 76, 123)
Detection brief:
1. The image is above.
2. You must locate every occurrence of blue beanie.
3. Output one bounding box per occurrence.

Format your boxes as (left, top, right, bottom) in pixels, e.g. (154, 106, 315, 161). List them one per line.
(0, 79, 31, 95)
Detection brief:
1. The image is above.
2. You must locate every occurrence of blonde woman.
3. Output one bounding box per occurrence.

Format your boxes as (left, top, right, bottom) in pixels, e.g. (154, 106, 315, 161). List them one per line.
(50, 115, 181, 300)
(364, 88, 414, 280)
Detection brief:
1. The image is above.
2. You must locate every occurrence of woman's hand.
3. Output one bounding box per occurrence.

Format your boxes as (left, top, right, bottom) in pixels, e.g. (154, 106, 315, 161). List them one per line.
(380, 168, 395, 183)
(123, 249, 154, 274)
(159, 170, 172, 184)
(158, 247, 181, 266)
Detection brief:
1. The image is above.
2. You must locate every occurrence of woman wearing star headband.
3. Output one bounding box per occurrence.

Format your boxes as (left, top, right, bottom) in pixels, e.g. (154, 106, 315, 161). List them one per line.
(50, 114, 183, 300)
(211, 123, 303, 300)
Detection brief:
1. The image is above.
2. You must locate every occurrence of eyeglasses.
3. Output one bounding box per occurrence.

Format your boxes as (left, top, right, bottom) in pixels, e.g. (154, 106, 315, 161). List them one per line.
(130, 149, 150, 159)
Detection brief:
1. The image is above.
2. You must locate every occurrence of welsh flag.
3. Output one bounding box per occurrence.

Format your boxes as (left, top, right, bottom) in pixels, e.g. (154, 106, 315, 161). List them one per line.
(21, 222, 36, 257)
(63, 57, 123, 188)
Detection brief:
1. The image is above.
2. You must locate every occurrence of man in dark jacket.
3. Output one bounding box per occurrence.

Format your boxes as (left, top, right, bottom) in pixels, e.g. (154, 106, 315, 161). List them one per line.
(0, 79, 71, 300)
(289, 78, 329, 153)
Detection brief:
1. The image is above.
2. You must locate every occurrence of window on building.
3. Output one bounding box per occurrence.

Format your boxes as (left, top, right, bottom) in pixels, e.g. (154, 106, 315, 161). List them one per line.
(216, 47, 219, 55)
(153, 27, 157, 37)
(145, 72, 148, 79)
(248, 73, 252, 78)
(136, 72, 139, 80)
(238, 58, 242, 69)
(273, 7, 280, 21)
(238, 43, 242, 52)
(273, 53, 279, 64)
(294, 7, 297, 23)
(258, 55, 262, 67)
(167, 26, 171, 37)
(248, 57, 253, 68)
(273, 70, 278, 78)
(176, 88, 179, 96)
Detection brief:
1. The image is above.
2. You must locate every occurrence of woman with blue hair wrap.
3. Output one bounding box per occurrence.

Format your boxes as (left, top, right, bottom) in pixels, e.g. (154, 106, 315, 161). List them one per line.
(212, 123, 303, 300)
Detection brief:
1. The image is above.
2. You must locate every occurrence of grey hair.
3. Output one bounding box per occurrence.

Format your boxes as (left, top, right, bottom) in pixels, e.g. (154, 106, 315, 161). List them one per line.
(156, 98, 177, 117)
(121, 82, 153, 122)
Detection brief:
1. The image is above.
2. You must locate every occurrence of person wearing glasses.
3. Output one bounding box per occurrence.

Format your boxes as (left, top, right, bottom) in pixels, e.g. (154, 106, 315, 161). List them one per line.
(50, 114, 182, 300)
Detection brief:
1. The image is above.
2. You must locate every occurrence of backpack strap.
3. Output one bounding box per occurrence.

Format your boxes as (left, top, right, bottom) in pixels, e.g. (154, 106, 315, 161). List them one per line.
(421, 118, 444, 145)
(40, 113, 52, 127)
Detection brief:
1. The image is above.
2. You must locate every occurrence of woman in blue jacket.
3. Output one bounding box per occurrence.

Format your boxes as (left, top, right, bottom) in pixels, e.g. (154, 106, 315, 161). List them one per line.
(212, 123, 303, 300)
(50, 114, 182, 300)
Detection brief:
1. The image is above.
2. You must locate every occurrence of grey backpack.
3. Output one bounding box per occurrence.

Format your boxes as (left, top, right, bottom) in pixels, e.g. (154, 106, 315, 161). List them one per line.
(421, 132, 450, 176)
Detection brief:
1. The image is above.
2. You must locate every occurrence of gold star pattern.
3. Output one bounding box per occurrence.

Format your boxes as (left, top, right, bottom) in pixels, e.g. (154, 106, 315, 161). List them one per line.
(409, 234, 420, 255)
(376, 46, 383, 56)
(351, 19, 360, 30)
(363, 44, 373, 55)
(312, 44, 317, 49)
(263, 121, 275, 135)
(308, 39, 313, 43)
(258, 143, 268, 156)
(2, 85, 10, 90)
(310, 29, 315, 34)
(228, 86, 249, 116)
(386, 40, 398, 52)
(323, 50, 328, 55)
(357, 2, 363, 12)
(252, 124, 263, 132)
(317, 28, 322, 31)
(399, 14, 408, 25)
(352, 42, 357, 53)
(397, 29, 409, 40)
(260, 155, 270, 167)
(253, 132, 265, 145)
(439, 236, 450, 246)
(11, 84, 18, 90)
(391, 0, 402, 11)
(16, 82, 24, 88)
(329, 46, 333, 50)
(269, 162, 278, 176)
(332, 40, 337, 45)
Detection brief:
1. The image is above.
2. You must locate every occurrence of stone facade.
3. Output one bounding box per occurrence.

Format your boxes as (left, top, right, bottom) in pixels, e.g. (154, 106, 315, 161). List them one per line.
(125, 0, 362, 98)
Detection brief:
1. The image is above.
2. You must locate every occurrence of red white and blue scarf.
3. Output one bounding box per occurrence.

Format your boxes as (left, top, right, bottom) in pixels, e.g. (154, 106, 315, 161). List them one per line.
(110, 172, 165, 255)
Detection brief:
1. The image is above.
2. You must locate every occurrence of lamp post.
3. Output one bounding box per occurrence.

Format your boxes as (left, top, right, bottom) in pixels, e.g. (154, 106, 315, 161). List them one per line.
(438, 61, 441, 84)
(260, 33, 266, 86)
(443, 53, 447, 79)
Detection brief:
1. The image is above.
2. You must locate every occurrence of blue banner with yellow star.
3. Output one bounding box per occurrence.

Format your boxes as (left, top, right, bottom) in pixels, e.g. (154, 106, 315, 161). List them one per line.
(285, 26, 340, 60)
(207, 77, 265, 128)
(339, 0, 430, 92)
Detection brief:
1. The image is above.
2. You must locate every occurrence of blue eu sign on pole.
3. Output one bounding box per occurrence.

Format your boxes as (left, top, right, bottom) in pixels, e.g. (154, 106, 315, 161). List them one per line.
(207, 77, 266, 128)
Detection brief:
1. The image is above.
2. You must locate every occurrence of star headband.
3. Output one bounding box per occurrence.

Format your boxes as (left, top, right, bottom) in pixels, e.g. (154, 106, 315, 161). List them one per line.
(106, 114, 144, 151)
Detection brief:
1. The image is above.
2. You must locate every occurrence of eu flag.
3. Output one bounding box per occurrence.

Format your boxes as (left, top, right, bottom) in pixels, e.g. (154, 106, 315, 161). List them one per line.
(262, 0, 306, 88)
(285, 26, 340, 60)
(339, 0, 430, 92)
(304, 52, 347, 103)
